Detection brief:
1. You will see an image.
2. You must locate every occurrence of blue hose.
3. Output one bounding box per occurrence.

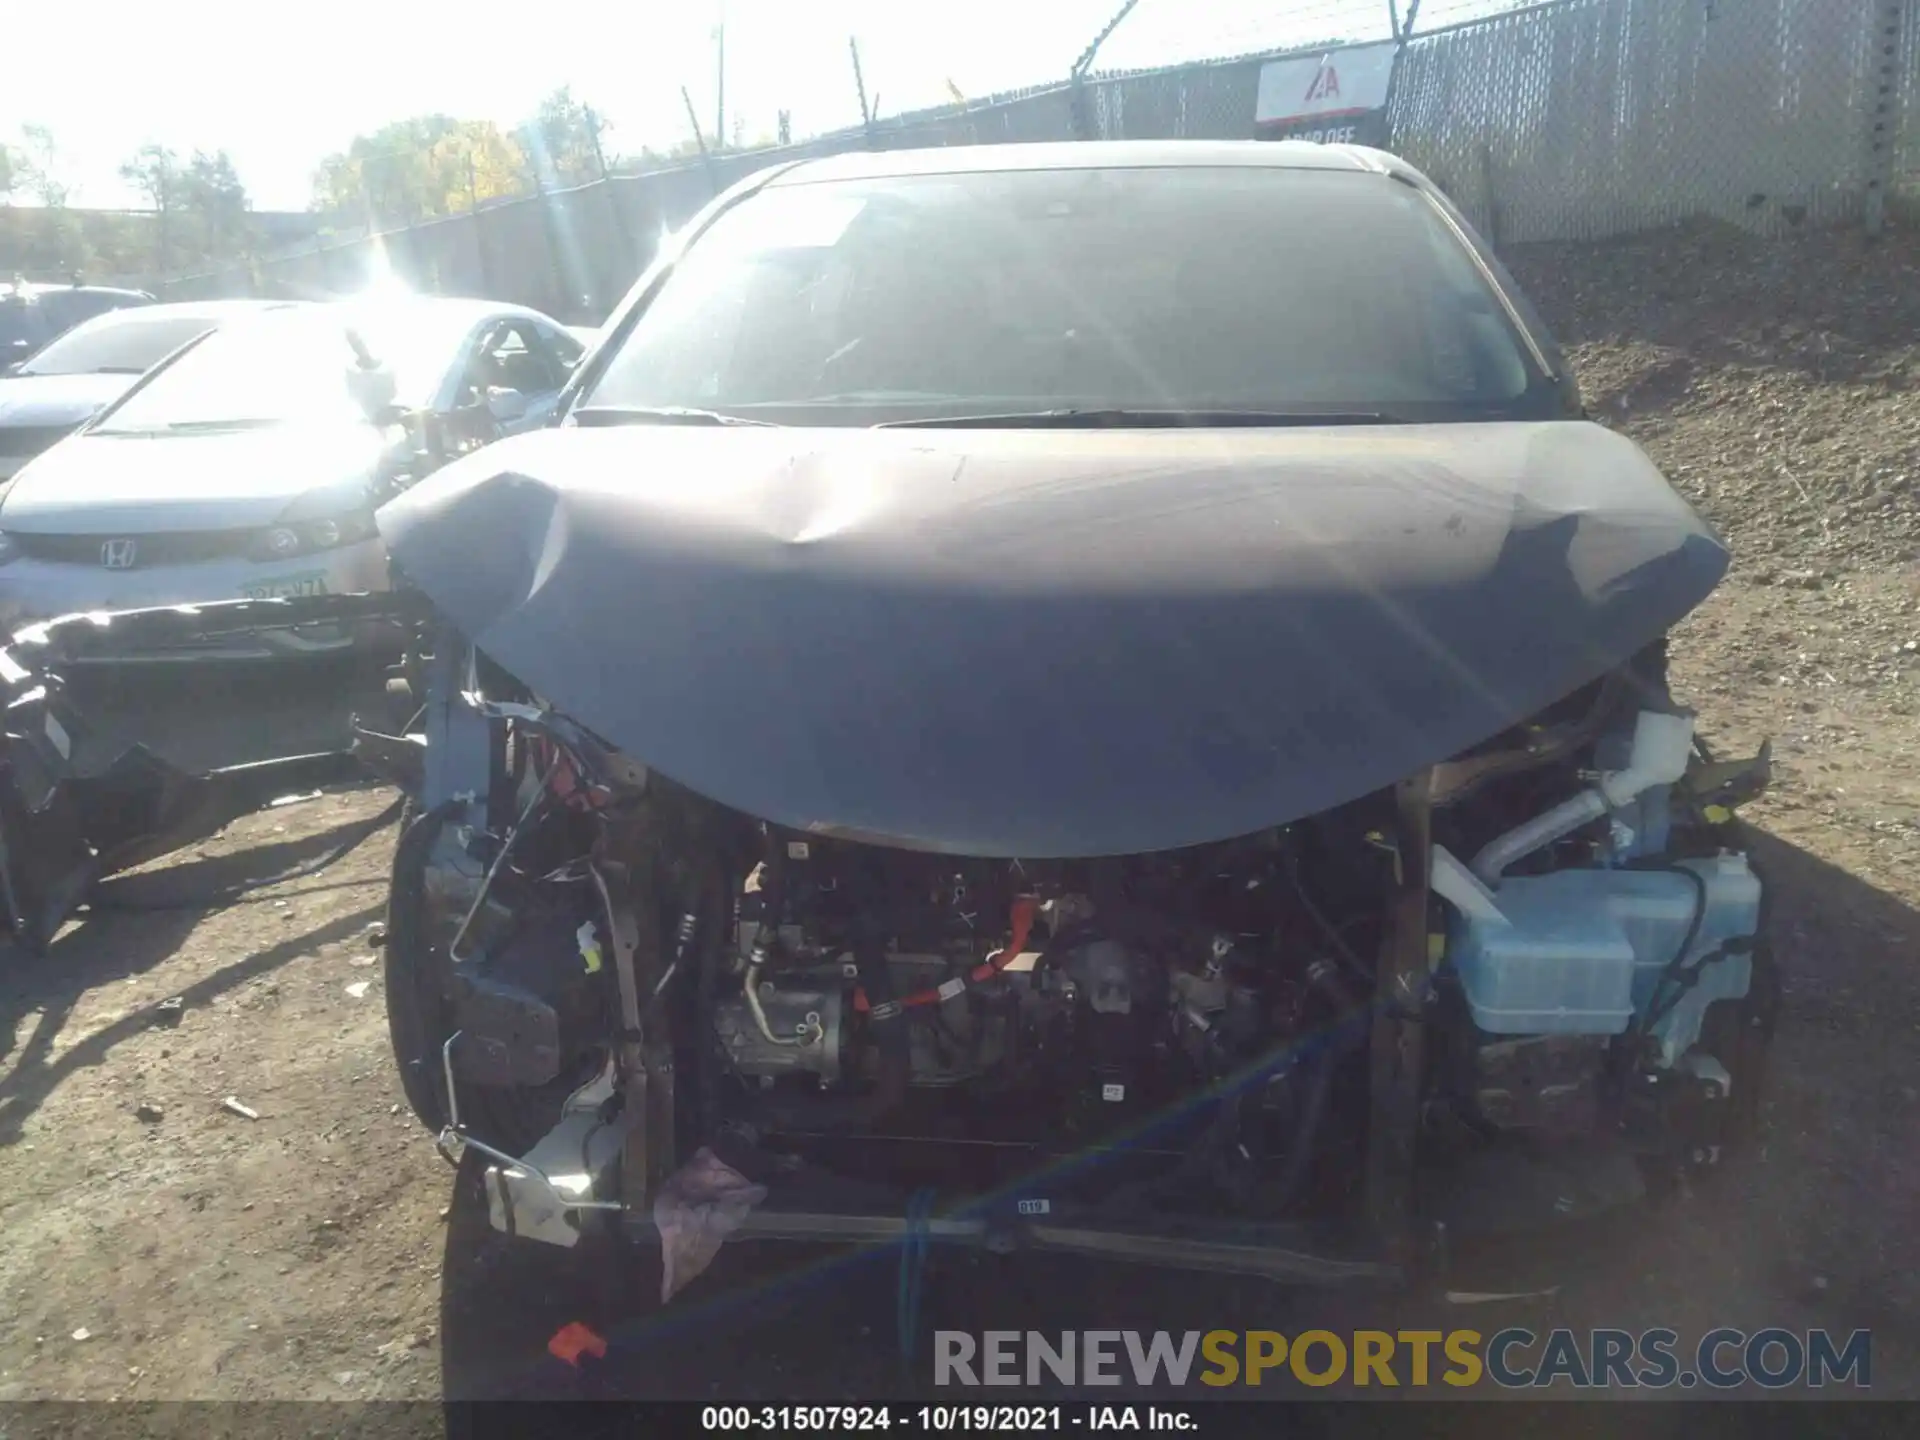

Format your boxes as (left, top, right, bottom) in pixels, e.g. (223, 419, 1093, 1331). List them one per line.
(897, 1187, 936, 1367)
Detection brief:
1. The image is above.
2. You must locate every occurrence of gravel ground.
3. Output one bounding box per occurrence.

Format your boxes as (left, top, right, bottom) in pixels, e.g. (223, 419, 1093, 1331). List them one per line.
(1, 220, 1916, 1407)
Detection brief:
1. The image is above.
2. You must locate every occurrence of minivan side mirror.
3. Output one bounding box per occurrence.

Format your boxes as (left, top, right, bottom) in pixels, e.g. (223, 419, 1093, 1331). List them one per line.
(485, 387, 530, 424)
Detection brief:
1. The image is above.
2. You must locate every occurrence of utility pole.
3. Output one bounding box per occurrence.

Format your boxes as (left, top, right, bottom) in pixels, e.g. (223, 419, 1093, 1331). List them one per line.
(850, 36, 876, 147)
(682, 85, 719, 194)
(850, 37, 870, 124)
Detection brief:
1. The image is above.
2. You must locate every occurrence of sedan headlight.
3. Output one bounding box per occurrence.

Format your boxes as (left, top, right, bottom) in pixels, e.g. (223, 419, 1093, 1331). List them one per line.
(247, 511, 377, 563)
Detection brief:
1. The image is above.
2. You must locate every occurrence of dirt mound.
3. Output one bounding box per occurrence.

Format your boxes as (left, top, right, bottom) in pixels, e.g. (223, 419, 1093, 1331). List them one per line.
(1507, 219, 1920, 576)
(1503, 222, 1920, 833)
(1499, 227, 1920, 1339)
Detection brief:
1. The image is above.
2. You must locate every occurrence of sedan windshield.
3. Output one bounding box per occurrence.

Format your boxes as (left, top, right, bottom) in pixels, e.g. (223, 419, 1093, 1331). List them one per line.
(583, 165, 1545, 426)
(17, 310, 230, 377)
(90, 305, 459, 434)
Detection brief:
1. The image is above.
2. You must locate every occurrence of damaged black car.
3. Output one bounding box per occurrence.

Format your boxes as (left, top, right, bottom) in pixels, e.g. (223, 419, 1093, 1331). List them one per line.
(0, 141, 1777, 1291)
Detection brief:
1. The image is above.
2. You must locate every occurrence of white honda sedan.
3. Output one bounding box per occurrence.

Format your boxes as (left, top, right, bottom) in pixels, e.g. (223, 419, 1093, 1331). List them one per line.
(0, 295, 584, 661)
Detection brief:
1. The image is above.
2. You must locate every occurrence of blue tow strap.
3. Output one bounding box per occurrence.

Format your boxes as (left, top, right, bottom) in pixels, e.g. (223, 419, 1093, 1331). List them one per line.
(897, 1187, 936, 1366)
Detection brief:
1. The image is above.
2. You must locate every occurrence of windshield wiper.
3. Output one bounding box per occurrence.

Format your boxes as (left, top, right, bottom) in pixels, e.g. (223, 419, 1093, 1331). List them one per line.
(162, 418, 283, 431)
(13, 365, 146, 379)
(572, 405, 778, 428)
(874, 408, 1395, 430)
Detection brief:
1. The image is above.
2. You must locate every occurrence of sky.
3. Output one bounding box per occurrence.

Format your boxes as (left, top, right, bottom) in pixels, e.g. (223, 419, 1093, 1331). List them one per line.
(0, 0, 1503, 213)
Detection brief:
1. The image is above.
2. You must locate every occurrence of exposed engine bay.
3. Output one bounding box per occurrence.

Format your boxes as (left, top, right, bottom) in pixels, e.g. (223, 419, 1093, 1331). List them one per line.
(377, 628, 1775, 1278)
(0, 599, 1774, 1288)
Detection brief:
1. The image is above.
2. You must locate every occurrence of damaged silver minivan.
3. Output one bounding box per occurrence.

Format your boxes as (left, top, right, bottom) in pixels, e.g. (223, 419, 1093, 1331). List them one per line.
(0, 142, 1776, 1290)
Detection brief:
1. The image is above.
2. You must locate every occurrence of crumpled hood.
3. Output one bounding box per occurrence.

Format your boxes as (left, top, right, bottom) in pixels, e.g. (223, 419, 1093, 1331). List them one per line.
(1, 422, 388, 533)
(0, 371, 135, 432)
(377, 422, 1728, 858)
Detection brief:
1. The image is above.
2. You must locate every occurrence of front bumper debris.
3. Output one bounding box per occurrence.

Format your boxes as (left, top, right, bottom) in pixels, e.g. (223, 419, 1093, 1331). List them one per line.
(0, 592, 419, 950)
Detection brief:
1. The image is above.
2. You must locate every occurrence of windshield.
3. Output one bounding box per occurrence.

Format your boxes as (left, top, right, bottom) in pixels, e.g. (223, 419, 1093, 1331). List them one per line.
(583, 166, 1543, 426)
(89, 305, 460, 433)
(17, 309, 228, 377)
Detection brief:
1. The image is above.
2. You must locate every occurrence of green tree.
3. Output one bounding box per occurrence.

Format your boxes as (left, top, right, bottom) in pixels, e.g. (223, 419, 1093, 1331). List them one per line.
(119, 143, 182, 269)
(312, 116, 526, 228)
(529, 87, 607, 187)
(179, 150, 251, 261)
(4, 125, 89, 275)
(16, 123, 69, 207)
(0, 142, 18, 204)
(427, 121, 525, 210)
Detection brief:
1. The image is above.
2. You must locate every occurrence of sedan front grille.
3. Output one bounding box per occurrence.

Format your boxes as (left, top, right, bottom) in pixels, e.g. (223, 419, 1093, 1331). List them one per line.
(10, 530, 249, 567)
(0, 424, 77, 459)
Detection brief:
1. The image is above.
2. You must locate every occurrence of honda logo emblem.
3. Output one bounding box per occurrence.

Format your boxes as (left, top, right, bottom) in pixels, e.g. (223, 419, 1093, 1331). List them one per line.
(100, 538, 138, 570)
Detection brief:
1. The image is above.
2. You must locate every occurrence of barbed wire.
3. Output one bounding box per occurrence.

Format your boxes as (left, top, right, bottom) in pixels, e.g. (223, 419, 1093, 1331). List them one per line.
(1092, 0, 1397, 73)
(1410, 0, 1562, 33)
(143, 0, 1916, 306)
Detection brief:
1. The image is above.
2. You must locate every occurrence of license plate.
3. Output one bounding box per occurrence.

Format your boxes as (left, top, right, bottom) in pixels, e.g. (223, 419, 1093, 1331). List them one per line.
(240, 572, 329, 601)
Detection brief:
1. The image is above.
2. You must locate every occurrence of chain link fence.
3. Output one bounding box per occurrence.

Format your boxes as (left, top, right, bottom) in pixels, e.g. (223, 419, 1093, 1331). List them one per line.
(1388, 0, 1913, 243)
(1080, 53, 1284, 141)
(159, 0, 1919, 316)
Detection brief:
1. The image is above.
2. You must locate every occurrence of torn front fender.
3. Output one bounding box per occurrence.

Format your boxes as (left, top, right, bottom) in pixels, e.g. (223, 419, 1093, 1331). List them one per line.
(0, 594, 418, 951)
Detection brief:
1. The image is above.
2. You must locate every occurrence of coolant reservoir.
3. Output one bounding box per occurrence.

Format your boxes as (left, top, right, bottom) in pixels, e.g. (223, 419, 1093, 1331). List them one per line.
(1446, 853, 1760, 1056)
(1631, 852, 1762, 1066)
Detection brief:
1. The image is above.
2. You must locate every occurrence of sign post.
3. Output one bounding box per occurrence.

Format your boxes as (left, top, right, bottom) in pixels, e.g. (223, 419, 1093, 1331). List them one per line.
(1253, 40, 1401, 146)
